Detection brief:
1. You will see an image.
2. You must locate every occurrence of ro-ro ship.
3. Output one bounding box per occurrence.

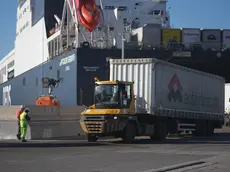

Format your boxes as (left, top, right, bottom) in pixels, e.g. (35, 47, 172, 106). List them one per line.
(0, 0, 229, 107)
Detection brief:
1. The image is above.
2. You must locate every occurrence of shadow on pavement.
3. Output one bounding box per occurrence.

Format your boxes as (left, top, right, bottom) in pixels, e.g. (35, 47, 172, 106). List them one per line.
(0, 141, 111, 148)
(2, 131, 230, 147)
(110, 132, 230, 145)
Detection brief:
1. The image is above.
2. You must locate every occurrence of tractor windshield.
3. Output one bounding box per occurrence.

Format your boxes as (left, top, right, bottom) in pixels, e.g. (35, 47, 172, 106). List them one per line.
(94, 83, 132, 109)
(94, 84, 120, 108)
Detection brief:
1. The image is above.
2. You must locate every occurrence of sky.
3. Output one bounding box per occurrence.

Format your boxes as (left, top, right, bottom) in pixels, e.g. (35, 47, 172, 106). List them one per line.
(0, 0, 230, 58)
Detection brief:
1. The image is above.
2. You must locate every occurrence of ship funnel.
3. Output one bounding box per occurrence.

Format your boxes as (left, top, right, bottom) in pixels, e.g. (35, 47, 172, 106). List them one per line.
(54, 15, 61, 25)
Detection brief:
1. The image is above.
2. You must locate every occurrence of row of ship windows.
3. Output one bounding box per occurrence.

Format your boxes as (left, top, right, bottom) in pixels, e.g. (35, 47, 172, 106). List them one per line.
(7, 60, 14, 69)
(18, 5, 30, 20)
(100, 5, 162, 15)
(0, 67, 60, 85)
(0, 60, 15, 83)
(22, 77, 37, 86)
(22, 69, 60, 86)
(6, 75, 44, 86)
(99, 2, 143, 10)
(16, 21, 29, 37)
(0, 67, 6, 84)
(101, 6, 128, 11)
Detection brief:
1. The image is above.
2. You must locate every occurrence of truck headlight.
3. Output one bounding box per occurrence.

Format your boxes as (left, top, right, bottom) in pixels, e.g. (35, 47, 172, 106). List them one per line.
(80, 115, 85, 120)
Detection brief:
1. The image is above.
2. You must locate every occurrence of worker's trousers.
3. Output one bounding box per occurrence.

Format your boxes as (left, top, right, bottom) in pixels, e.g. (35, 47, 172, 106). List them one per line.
(20, 123, 28, 138)
(17, 121, 21, 136)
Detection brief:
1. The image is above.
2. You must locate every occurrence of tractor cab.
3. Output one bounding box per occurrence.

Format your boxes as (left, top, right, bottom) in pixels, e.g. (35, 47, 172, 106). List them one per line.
(93, 77, 134, 109)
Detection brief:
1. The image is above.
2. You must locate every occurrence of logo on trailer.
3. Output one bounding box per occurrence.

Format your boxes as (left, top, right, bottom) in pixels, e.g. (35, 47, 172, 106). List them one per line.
(168, 74, 183, 102)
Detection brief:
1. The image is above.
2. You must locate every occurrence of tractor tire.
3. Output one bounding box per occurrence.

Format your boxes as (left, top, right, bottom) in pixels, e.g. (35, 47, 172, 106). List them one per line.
(150, 122, 168, 142)
(87, 134, 98, 142)
(122, 122, 137, 144)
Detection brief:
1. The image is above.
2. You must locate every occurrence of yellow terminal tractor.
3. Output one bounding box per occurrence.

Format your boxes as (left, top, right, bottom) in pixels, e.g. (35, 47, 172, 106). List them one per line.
(80, 77, 167, 143)
(80, 58, 225, 143)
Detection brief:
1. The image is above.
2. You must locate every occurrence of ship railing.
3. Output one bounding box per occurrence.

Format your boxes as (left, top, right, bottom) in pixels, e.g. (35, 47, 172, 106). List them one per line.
(47, 42, 230, 55)
(61, 25, 76, 37)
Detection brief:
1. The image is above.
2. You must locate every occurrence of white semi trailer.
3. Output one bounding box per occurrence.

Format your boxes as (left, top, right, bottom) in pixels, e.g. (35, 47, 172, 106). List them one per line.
(80, 58, 225, 143)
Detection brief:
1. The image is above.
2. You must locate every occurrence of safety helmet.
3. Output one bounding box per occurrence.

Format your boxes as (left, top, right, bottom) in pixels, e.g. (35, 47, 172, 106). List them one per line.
(20, 105, 25, 109)
(24, 108, 30, 113)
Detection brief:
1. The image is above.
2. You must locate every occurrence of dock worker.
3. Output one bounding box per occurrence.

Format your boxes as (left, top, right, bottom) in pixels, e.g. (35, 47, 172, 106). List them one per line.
(16, 105, 25, 140)
(20, 108, 31, 142)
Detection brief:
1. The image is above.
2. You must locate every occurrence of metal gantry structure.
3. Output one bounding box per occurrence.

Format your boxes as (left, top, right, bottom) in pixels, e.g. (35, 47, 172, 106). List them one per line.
(58, 0, 106, 51)
(47, 0, 170, 59)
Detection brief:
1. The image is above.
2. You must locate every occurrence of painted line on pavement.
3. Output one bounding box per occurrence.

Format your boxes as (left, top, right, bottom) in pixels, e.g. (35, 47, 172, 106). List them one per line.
(142, 160, 205, 172)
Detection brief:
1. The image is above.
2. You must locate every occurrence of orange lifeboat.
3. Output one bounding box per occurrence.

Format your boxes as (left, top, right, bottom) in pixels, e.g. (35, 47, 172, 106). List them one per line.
(75, 0, 101, 32)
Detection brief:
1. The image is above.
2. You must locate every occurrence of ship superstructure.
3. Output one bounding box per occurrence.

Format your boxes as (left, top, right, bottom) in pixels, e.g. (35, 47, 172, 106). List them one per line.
(1, 0, 230, 107)
(0, 0, 170, 85)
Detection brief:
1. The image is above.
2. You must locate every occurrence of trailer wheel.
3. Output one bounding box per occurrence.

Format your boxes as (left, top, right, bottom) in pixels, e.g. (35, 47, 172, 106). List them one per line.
(194, 121, 207, 136)
(150, 123, 168, 142)
(122, 122, 137, 144)
(168, 120, 179, 135)
(87, 134, 98, 142)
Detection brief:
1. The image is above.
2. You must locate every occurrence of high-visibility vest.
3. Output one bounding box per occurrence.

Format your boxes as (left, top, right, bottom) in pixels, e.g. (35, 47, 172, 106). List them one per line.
(20, 112, 28, 125)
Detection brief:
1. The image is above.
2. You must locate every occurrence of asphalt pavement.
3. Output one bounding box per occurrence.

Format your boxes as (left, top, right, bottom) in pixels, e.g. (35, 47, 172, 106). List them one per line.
(1, 128, 230, 172)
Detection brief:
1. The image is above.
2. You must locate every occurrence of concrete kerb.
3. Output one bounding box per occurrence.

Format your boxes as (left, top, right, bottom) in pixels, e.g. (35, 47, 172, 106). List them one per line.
(0, 140, 110, 148)
(170, 162, 218, 172)
(142, 160, 212, 172)
(142, 156, 221, 172)
(171, 154, 230, 172)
